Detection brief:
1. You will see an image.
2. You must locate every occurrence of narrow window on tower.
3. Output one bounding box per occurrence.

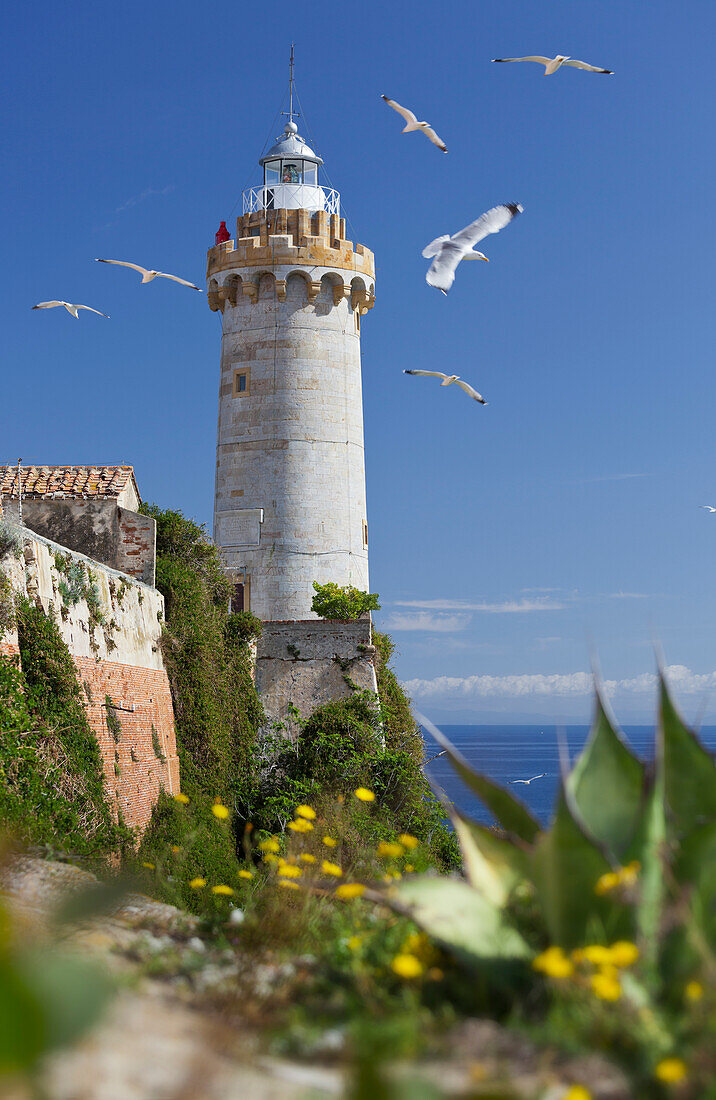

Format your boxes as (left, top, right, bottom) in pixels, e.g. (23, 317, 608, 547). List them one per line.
(233, 368, 250, 396)
(362, 520, 368, 548)
(355, 307, 361, 333)
(230, 576, 250, 612)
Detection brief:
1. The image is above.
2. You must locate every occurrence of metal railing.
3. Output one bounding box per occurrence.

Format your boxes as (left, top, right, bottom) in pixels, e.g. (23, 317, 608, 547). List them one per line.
(242, 185, 340, 216)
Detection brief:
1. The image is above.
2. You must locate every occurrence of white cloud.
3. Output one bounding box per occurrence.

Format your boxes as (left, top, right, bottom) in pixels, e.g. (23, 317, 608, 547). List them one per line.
(404, 664, 716, 699)
(394, 597, 565, 613)
(380, 612, 470, 633)
(116, 185, 173, 213)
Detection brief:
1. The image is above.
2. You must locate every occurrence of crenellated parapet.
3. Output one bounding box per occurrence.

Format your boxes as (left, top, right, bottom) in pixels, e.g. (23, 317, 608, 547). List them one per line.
(206, 207, 375, 315)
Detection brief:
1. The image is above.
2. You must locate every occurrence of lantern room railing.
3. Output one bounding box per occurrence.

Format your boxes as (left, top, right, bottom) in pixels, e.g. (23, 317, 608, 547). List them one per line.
(242, 185, 340, 216)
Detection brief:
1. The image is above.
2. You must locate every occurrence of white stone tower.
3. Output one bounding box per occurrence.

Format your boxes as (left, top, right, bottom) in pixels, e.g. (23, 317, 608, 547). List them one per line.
(208, 86, 375, 622)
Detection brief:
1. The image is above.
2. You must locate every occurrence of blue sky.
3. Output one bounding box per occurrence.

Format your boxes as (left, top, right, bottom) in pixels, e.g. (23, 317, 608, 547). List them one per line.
(3, 0, 716, 723)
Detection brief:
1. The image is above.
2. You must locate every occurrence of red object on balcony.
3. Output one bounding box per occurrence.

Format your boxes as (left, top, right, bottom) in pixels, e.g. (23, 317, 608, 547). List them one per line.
(215, 220, 230, 244)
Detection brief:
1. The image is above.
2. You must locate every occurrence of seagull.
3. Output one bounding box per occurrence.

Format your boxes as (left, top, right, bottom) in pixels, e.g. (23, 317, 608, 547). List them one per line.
(423, 203, 523, 294)
(404, 370, 487, 404)
(492, 55, 613, 76)
(701, 506, 716, 513)
(95, 259, 202, 291)
(510, 773, 546, 785)
(32, 301, 109, 319)
(380, 95, 448, 152)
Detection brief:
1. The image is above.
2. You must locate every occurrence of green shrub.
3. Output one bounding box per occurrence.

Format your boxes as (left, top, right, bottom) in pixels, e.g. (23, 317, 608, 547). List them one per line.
(311, 581, 381, 620)
(373, 632, 423, 763)
(0, 572, 14, 640)
(224, 610, 263, 644)
(0, 520, 21, 561)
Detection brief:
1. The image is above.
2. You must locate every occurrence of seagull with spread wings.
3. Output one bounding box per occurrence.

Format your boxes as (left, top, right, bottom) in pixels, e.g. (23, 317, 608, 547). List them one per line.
(380, 95, 448, 152)
(95, 259, 202, 290)
(32, 301, 109, 319)
(404, 370, 487, 405)
(423, 203, 523, 294)
(510, 773, 546, 785)
(701, 506, 716, 513)
(492, 54, 613, 75)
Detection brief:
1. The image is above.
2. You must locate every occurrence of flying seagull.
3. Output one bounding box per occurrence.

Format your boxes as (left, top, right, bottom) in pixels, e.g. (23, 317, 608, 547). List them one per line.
(701, 506, 716, 513)
(380, 95, 448, 152)
(404, 370, 487, 405)
(510, 773, 546, 785)
(492, 55, 613, 75)
(32, 300, 109, 319)
(423, 202, 523, 294)
(95, 259, 202, 290)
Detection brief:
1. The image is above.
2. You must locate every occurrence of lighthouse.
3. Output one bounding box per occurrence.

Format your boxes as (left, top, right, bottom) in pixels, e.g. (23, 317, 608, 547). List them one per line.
(207, 79, 376, 622)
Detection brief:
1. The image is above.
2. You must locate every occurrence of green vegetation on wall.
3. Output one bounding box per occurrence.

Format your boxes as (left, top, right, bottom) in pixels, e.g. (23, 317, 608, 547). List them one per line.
(311, 581, 381, 620)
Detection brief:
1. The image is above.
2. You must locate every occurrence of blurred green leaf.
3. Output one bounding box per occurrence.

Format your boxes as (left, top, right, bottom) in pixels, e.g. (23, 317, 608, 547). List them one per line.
(660, 674, 716, 833)
(567, 691, 645, 857)
(0, 955, 45, 1073)
(631, 773, 666, 984)
(17, 950, 112, 1054)
(53, 876, 132, 928)
(383, 876, 531, 963)
(451, 811, 530, 908)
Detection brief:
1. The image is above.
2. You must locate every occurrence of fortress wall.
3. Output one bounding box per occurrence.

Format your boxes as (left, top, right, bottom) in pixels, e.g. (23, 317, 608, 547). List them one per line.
(1, 526, 179, 833)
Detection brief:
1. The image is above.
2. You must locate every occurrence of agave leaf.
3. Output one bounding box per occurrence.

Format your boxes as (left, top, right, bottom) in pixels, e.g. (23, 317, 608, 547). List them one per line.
(628, 771, 666, 986)
(674, 820, 716, 949)
(416, 711, 539, 843)
(452, 811, 531, 908)
(378, 875, 531, 963)
(566, 689, 645, 857)
(660, 673, 716, 833)
(531, 792, 623, 949)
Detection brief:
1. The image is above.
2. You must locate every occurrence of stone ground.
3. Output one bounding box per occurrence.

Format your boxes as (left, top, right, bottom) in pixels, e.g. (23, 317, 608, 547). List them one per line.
(0, 858, 631, 1100)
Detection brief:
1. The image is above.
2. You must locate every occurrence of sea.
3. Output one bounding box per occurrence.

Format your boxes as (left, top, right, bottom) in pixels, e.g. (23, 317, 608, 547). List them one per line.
(424, 725, 716, 827)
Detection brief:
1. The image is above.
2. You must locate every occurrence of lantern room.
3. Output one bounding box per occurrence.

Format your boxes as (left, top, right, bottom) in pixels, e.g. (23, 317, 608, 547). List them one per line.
(243, 120, 340, 215)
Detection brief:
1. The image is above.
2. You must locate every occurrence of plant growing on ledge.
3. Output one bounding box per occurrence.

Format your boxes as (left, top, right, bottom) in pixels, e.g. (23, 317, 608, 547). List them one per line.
(311, 581, 380, 621)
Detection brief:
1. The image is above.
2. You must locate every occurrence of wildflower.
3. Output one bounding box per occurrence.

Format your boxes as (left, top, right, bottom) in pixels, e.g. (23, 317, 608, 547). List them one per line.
(189, 878, 207, 889)
(171, 845, 181, 855)
(321, 860, 343, 877)
(288, 818, 313, 833)
(398, 834, 419, 850)
(685, 980, 703, 1002)
(300, 853, 316, 864)
(532, 946, 575, 979)
(582, 945, 613, 967)
(594, 871, 621, 896)
(295, 804, 316, 820)
(608, 941, 639, 968)
(211, 884, 235, 896)
(259, 837, 280, 853)
(238, 869, 254, 880)
(278, 864, 302, 879)
(564, 1088, 592, 1100)
(142, 862, 155, 870)
(354, 787, 375, 802)
(655, 1058, 687, 1084)
(595, 861, 640, 896)
(621, 859, 641, 884)
(228, 908, 245, 925)
(347, 935, 364, 951)
(590, 971, 621, 1001)
(405, 864, 415, 873)
(335, 883, 366, 900)
(279, 880, 299, 890)
(212, 803, 230, 820)
(377, 841, 405, 859)
(263, 853, 278, 864)
(322, 835, 338, 847)
(174, 793, 190, 804)
(391, 954, 423, 979)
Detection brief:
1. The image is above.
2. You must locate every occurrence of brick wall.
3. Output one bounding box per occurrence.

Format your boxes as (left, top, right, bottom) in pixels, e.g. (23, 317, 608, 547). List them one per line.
(117, 507, 156, 586)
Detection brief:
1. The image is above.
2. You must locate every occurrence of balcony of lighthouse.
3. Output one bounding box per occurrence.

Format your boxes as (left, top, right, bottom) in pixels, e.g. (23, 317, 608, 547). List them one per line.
(243, 183, 340, 216)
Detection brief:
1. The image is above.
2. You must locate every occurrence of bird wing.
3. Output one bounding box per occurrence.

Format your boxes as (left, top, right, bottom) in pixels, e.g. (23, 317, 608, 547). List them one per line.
(491, 56, 552, 64)
(95, 258, 150, 276)
(563, 58, 613, 73)
(381, 95, 418, 126)
(422, 125, 448, 152)
(455, 378, 487, 404)
(32, 301, 64, 309)
(155, 272, 202, 290)
(422, 234, 451, 258)
(76, 305, 109, 317)
(404, 370, 449, 380)
(425, 242, 464, 294)
(451, 203, 523, 250)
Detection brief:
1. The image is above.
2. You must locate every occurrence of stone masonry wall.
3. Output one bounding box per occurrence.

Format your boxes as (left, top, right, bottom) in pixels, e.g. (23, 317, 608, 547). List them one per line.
(256, 618, 378, 739)
(1, 526, 179, 833)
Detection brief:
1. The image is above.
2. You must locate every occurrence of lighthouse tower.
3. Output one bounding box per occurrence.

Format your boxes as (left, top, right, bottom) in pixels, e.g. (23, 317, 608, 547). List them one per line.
(207, 87, 375, 622)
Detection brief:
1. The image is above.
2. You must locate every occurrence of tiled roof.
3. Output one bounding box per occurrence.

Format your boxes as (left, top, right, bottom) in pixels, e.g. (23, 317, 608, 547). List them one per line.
(0, 465, 139, 501)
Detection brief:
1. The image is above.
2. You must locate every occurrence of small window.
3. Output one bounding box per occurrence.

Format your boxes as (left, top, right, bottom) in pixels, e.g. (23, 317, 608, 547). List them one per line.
(355, 307, 361, 333)
(303, 163, 317, 186)
(264, 160, 280, 185)
(282, 161, 301, 183)
(233, 368, 250, 396)
(362, 520, 368, 548)
(249, 226, 261, 237)
(230, 575, 250, 613)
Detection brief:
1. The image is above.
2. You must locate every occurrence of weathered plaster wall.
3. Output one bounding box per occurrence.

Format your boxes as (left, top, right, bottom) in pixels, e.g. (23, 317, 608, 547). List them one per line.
(1, 526, 179, 833)
(256, 618, 378, 738)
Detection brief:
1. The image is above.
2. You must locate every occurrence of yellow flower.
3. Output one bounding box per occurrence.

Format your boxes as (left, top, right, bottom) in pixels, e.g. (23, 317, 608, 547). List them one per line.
(391, 954, 423, 979)
(594, 871, 620, 896)
(259, 837, 280, 853)
(321, 860, 343, 877)
(532, 946, 574, 979)
(564, 1088, 592, 1100)
(171, 845, 181, 855)
(377, 841, 405, 859)
(405, 864, 415, 873)
(590, 971, 621, 1001)
(279, 880, 299, 890)
(655, 1058, 687, 1084)
(621, 860, 640, 884)
(212, 803, 230, 820)
(174, 793, 189, 804)
(211, 884, 235, 896)
(347, 935, 364, 951)
(354, 787, 375, 802)
(608, 941, 639, 968)
(300, 853, 317, 864)
(263, 853, 278, 864)
(238, 869, 254, 879)
(142, 862, 155, 870)
(288, 818, 313, 833)
(335, 883, 366, 900)
(278, 864, 302, 878)
(322, 835, 338, 847)
(685, 980, 703, 1002)
(189, 877, 207, 889)
(582, 945, 614, 967)
(295, 804, 316, 820)
(398, 834, 419, 850)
